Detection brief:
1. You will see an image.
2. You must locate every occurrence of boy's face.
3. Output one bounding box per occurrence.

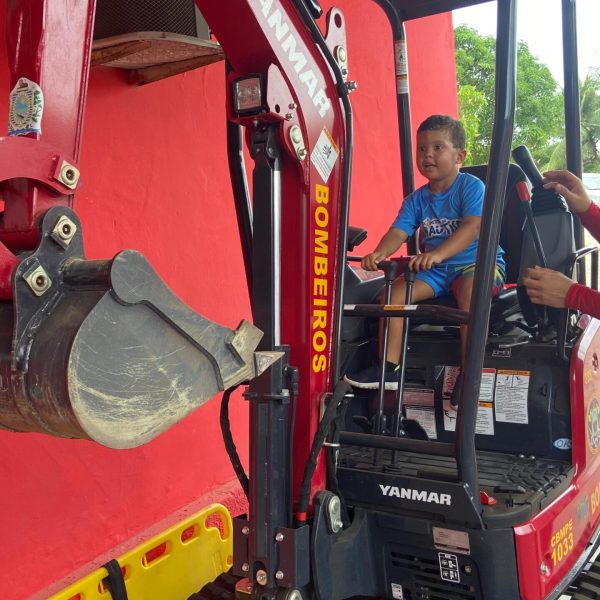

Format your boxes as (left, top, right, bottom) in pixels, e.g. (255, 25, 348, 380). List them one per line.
(416, 129, 467, 191)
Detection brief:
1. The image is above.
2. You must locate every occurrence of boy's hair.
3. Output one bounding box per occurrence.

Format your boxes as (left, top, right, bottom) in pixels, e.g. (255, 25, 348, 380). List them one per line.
(417, 115, 466, 150)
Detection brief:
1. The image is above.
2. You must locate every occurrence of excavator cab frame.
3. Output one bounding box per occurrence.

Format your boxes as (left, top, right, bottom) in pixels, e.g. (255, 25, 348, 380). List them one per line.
(1, 1, 599, 599)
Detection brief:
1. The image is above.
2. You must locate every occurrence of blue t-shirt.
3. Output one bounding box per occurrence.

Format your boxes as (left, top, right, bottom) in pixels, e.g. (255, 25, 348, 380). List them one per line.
(392, 172, 505, 269)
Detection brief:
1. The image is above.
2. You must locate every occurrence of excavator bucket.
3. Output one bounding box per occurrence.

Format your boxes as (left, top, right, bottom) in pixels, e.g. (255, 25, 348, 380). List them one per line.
(0, 207, 279, 448)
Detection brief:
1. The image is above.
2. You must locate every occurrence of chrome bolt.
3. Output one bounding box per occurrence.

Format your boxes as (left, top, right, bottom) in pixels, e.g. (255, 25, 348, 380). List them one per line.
(241, 563, 249, 573)
(275, 571, 284, 581)
(297, 147, 307, 160)
(286, 591, 303, 600)
(285, 113, 294, 120)
(24, 265, 52, 297)
(337, 46, 347, 63)
(58, 161, 80, 189)
(52, 215, 77, 246)
(288, 103, 297, 109)
(346, 80, 358, 92)
(326, 495, 344, 533)
(256, 570, 268, 586)
(540, 562, 550, 576)
(290, 125, 302, 144)
(341, 67, 349, 77)
(242, 526, 250, 535)
(464, 564, 473, 575)
(275, 532, 284, 542)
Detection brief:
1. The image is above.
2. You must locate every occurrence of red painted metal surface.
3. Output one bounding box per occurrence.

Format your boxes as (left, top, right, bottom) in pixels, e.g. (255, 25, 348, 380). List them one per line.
(198, 0, 347, 501)
(514, 319, 600, 599)
(0, 0, 96, 297)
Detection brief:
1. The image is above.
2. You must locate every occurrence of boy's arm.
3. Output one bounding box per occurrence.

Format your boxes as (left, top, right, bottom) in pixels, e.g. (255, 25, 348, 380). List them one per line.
(409, 216, 481, 272)
(362, 227, 408, 271)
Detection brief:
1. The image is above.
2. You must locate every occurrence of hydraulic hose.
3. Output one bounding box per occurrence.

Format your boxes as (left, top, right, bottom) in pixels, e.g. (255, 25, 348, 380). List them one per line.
(295, 380, 352, 524)
(220, 385, 249, 498)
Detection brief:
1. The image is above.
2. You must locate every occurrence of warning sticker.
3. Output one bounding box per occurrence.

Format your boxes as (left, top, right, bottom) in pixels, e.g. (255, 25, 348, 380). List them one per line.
(443, 368, 496, 435)
(439, 553, 460, 583)
(391, 583, 404, 599)
(310, 128, 339, 183)
(404, 388, 436, 439)
(495, 370, 530, 424)
(394, 39, 409, 95)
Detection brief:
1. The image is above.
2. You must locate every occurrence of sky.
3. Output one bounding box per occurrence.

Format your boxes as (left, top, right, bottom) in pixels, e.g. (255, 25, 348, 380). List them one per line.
(453, 0, 599, 85)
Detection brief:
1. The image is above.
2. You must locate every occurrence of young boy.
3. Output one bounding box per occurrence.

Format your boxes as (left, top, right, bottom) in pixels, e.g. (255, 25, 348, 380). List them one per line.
(345, 114, 505, 394)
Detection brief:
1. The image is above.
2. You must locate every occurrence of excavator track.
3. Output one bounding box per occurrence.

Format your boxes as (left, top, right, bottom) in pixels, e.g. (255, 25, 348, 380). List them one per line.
(565, 552, 600, 599)
(188, 571, 239, 600)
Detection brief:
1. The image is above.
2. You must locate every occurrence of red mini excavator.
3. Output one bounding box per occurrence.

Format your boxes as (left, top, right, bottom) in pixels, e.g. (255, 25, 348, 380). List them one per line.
(3, 1, 600, 599)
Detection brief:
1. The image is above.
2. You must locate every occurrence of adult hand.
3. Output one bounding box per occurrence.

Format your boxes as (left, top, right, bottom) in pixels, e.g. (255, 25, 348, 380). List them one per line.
(408, 251, 442, 272)
(543, 170, 592, 214)
(522, 266, 574, 308)
(361, 250, 386, 271)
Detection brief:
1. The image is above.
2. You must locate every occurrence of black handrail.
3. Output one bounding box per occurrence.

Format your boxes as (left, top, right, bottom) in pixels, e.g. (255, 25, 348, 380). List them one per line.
(562, 0, 585, 256)
(371, 0, 417, 253)
(455, 0, 518, 513)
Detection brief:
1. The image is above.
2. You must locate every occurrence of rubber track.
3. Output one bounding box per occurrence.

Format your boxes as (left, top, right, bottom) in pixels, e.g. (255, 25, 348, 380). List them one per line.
(188, 571, 239, 600)
(571, 562, 600, 599)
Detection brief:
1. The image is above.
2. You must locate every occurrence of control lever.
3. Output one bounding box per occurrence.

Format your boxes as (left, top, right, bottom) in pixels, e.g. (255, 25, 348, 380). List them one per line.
(374, 259, 399, 436)
(512, 146, 553, 337)
(512, 145, 543, 187)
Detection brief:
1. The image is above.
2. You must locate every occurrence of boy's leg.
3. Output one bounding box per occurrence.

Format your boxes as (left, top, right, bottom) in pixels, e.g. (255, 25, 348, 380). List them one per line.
(385, 277, 435, 365)
(450, 265, 504, 405)
(453, 273, 474, 365)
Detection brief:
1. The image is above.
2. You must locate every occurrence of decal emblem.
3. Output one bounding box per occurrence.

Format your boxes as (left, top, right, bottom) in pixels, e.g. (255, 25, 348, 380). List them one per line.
(587, 398, 600, 453)
(8, 77, 44, 136)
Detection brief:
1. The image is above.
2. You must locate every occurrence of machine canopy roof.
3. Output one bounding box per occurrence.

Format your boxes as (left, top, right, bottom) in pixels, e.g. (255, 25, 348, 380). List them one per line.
(390, 0, 492, 21)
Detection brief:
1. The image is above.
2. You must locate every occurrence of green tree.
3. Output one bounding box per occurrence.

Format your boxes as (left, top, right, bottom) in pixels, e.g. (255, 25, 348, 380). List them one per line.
(455, 25, 564, 167)
(545, 68, 600, 172)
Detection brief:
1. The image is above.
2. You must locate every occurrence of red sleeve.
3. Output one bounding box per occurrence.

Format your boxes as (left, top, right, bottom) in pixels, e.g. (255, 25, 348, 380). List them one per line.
(578, 202, 600, 241)
(566, 283, 600, 319)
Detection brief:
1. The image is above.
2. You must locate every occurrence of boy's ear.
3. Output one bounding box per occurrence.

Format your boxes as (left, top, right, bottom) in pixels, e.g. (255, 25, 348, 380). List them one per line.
(456, 148, 467, 164)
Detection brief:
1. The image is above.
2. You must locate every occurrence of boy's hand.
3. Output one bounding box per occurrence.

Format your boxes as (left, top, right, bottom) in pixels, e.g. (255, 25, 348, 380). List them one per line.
(361, 251, 387, 271)
(408, 251, 442, 272)
(543, 170, 592, 214)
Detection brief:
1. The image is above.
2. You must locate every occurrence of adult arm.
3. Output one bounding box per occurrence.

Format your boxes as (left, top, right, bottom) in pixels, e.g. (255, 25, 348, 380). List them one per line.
(543, 169, 600, 240)
(577, 202, 600, 243)
(523, 266, 600, 319)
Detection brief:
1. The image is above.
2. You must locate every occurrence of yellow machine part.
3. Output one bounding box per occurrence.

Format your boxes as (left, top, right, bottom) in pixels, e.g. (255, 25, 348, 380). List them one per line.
(50, 503, 233, 600)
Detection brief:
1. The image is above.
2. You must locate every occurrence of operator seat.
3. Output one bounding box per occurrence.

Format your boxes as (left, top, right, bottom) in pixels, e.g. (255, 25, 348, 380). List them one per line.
(463, 163, 576, 331)
(465, 163, 526, 328)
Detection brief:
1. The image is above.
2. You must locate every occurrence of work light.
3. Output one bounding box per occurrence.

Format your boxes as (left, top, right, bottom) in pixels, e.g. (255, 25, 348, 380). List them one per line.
(233, 75, 265, 116)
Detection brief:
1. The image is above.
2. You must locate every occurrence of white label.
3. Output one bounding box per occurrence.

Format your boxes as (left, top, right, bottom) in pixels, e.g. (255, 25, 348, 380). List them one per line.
(442, 366, 461, 399)
(404, 388, 436, 439)
(310, 127, 339, 183)
(394, 40, 408, 76)
(394, 39, 409, 95)
(405, 407, 436, 439)
(433, 527, 470, 554)
(391, 583, 404, 599)
(495, 370, 530, 424)
(8, 77, 43, 136)
(443, 368, 496, 435)
(439, 553, 461, 583)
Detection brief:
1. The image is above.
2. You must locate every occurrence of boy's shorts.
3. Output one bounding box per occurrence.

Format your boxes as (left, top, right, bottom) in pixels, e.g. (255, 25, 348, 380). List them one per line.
(414, 263, 505, 299)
